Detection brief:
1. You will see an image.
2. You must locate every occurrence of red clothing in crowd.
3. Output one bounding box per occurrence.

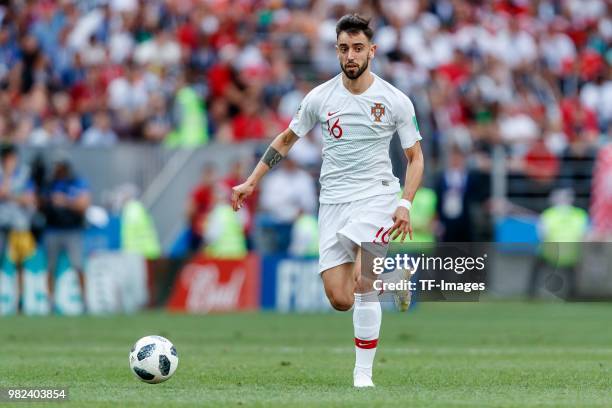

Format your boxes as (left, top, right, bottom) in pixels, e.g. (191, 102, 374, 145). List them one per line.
(436, 62, 470, 88)
(560, 98, 599, 142)
(190, 184, 214, 236)
(579, 50, 605, 81)
(494, 0, 530, 16)
(70, 79, 106, 114)
(231, 113, 267, 141)
(207, 63, 233, 99)
(523, 140, 560, 182)
(177, 22, 198, 50)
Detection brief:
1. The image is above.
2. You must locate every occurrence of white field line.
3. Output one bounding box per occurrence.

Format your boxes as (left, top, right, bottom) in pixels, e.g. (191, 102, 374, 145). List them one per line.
(5, 345, 612, 356)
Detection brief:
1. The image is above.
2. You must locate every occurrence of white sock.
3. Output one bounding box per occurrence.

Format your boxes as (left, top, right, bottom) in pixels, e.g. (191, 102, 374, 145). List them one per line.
(353, 291, 381, 376)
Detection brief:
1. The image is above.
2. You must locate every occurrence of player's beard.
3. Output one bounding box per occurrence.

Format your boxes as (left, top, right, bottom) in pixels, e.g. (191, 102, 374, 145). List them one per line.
(341, 57, 369, 80)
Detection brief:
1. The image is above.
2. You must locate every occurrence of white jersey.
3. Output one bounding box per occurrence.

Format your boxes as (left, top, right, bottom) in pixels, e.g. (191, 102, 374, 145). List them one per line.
(289, 73, 422, 204)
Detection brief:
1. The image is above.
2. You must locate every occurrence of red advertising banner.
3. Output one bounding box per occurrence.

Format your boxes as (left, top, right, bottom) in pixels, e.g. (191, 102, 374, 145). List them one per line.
(167, 254, 260, 313)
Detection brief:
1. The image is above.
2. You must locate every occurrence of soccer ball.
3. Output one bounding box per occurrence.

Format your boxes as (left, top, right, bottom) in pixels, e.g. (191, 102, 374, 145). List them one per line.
(129, 335, 178, 384)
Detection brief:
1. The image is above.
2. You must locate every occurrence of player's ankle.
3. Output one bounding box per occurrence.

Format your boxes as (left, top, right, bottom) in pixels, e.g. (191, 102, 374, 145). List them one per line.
(354, 365, 373, 375)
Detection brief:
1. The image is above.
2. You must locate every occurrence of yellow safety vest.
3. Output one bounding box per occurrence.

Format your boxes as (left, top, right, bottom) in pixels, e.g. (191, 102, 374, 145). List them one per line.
(290, 214, 319, 257)
(204, 205, 247, 259)
(540, 205, 588, 267)
(164, 87, 208, 148)
(121, 200, 161, 259)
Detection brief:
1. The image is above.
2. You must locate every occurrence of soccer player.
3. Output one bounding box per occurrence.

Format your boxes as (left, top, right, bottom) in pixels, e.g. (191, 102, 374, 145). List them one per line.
(231, 14, 424, 387)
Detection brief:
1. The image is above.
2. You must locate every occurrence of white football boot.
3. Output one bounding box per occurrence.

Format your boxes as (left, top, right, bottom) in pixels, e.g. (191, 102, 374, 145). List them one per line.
(392, 268, 413, 312)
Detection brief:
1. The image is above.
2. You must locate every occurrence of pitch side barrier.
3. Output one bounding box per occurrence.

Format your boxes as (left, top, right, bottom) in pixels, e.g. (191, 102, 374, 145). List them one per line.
(2, 243, 611, 316)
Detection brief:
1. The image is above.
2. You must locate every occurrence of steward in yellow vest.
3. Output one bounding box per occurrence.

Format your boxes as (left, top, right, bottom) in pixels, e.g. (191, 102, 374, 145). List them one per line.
(289, 212, 319, 257)
(164, 84, 209, 148)
(120, 199, 161, 259)
(528, 189, 588, 299)
(203, 202, 247, 259)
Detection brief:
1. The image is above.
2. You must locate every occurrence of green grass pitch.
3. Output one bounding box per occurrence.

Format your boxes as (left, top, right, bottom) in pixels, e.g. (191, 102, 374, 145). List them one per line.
(1, 302, 611, 407)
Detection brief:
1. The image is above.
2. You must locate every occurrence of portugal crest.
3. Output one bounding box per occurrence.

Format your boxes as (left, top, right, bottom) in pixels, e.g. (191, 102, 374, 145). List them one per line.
(371, 103, 385, 122)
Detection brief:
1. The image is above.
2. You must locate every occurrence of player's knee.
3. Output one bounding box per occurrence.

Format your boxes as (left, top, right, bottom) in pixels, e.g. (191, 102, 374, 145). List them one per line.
(327, 290, 354, 311)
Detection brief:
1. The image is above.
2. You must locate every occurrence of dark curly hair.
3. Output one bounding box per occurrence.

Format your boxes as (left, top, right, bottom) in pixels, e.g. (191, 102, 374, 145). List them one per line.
(335, 14, 373, 41)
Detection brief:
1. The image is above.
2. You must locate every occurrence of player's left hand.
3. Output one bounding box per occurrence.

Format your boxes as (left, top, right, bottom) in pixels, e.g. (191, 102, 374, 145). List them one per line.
(389, 206, 413, 242)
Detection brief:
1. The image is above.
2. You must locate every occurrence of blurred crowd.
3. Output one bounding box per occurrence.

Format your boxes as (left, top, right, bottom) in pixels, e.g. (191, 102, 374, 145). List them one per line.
(160, 0, 610, 252)
(0, 0, 610, 250)
(0, 0, 607, 151)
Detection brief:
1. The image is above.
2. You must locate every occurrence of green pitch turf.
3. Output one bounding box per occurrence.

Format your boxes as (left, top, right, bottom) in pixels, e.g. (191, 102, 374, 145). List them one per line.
(1, 302, 611, 407)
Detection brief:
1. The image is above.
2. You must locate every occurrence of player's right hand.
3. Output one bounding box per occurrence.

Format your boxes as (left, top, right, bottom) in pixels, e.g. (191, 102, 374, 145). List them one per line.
(231, 181, 255, 211)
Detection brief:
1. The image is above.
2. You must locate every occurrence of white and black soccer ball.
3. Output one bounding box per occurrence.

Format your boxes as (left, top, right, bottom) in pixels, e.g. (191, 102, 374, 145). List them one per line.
(129, 335, 178, 384)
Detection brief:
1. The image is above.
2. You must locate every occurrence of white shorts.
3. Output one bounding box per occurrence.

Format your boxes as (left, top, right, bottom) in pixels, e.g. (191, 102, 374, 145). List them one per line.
(318, 193, 398, 273)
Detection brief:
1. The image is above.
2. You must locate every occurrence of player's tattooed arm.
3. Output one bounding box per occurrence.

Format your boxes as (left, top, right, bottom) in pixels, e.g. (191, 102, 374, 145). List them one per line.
(261, 146, 284, 168)
(260, 128, 298, 168)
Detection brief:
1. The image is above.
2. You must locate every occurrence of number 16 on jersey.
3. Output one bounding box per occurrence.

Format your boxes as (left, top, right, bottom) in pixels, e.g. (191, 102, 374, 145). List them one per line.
(327, 118, 343, 139)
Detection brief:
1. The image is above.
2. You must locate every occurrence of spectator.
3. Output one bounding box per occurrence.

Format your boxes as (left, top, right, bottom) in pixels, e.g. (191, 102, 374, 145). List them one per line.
(580, 74, 612, 131)
(259, 157, 317, 224)
(107, 61, 156, 136)
(522, 134, 560, 184)
(64, 113, 83, 143)
(80, 35, 106, 67)
(257, 157, 316, 253)
(28, 115, 68, 146)
(142, 93, 172, 143)
(560, 97, 599, 143)
(0, 144, 35, 261)
(528, 188, 588, 300)
(288, 210, 319, 257)
(164, 70, 208, 147)
(42, 158, 91, 305)
(0, 22, 21, 85)
(230, 98, 270, 142)
(134, 29, 181, 68)
(69, 65, 106, 122)
(81, 110, 118, 146)
(186, 164, 216, 252)
(203, 186, 248, 259)
(208, 98, 233, 141)
(434, 145, 483, 242)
